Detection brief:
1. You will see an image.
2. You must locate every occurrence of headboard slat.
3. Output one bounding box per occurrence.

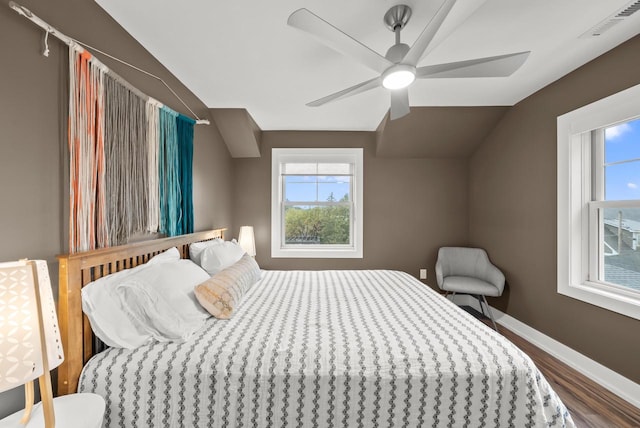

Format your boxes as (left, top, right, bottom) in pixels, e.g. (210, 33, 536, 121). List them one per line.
(56, 228, 226, 395)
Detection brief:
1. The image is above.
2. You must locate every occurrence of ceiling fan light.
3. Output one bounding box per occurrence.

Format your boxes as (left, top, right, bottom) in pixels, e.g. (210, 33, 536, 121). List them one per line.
(382, 65, 416, 89)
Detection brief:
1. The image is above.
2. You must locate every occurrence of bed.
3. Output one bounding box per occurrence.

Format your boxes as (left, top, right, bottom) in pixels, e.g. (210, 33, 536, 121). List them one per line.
(57, 230, 575, 427)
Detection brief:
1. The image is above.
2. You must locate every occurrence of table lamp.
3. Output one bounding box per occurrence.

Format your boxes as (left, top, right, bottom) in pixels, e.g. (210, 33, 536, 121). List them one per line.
(0, 260, 64, 427)
(238, 226, 256, 257)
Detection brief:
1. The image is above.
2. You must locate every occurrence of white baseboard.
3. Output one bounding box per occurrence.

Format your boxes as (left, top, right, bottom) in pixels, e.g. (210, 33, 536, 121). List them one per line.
(452, 295, 640, 409)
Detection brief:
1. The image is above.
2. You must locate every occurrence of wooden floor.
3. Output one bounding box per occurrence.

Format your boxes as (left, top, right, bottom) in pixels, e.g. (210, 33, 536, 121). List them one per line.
(474, 315, 640, 427)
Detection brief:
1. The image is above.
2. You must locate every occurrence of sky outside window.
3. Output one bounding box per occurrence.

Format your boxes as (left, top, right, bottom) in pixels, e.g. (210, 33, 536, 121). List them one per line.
(604, 117, 640, 201)
(285, 175, 351, 202)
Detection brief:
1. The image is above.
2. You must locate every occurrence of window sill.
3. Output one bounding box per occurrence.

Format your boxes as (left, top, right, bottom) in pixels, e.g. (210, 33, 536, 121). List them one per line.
(558, 280, 640, 321)
(271, 246, 363, 259)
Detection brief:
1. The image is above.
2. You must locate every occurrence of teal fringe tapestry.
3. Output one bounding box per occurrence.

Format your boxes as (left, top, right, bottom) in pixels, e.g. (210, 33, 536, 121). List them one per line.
(159, 107, 180, 237)
(177, 114, 195, 235)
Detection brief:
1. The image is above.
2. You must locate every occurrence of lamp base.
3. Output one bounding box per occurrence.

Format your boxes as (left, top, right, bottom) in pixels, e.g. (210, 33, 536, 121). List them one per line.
(0, 393, 105, 428)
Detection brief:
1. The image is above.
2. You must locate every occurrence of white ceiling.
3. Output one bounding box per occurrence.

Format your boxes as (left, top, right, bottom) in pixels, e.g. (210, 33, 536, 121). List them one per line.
(95, 0, 640, 131)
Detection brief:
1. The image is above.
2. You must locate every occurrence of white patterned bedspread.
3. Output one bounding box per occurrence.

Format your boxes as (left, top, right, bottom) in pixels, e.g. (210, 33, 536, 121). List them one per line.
(79, 269, 574, 427)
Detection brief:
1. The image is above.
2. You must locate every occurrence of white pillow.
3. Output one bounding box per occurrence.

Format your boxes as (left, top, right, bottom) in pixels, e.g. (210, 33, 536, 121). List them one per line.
(81, 247, 182, 349)
(189, 238, 223, 266)
(116, 259, 210, 342)
(199, 240, 246, 275)
(147, 246, 180, 264)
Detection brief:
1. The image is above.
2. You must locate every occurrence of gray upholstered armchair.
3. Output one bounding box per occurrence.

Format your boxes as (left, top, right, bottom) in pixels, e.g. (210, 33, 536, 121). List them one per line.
(435, 247, 505, 330)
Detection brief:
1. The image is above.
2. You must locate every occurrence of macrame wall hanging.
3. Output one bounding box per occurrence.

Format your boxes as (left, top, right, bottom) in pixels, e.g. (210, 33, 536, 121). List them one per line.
(68, 43, 195, 253)
(8, 2, 207, 253)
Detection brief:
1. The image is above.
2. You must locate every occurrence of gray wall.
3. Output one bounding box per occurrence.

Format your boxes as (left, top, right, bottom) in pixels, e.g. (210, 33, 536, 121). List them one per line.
(1, 0, 638, 418)
(0, 0, 233, 416)
(469, 34, 640, 383)
(232, 131, 469, 276)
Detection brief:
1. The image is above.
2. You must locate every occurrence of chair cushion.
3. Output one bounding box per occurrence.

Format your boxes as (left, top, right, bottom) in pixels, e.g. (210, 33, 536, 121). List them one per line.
(441, 275, 502, 297)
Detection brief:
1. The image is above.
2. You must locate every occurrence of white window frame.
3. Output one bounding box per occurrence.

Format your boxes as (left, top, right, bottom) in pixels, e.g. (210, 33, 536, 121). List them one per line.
(271, 148, 363, 258)
(557, 83, 640, 321)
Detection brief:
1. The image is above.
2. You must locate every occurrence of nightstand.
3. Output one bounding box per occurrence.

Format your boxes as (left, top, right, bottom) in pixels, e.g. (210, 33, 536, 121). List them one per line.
(0, 393, 105, 428)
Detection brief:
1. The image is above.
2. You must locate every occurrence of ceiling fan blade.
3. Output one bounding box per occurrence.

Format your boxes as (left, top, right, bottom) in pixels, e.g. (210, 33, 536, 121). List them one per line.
(288, 8, 393, 74)
(390, 88, 410, 120)
(402, 0, 457, 67)
(416, 51, 530, 78)
(307, 77, 381, 107)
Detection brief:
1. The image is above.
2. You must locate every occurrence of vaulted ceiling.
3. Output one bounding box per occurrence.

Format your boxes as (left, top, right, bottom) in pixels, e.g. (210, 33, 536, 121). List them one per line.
(95, 0, 640, 132)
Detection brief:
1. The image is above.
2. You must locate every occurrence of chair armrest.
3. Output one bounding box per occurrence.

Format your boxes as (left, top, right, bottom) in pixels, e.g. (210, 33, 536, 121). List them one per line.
(485, 263, 506, 295)
(435, 258, 444, 288)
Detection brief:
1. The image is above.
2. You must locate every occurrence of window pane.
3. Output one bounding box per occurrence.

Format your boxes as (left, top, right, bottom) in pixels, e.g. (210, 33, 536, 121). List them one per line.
(284, 175, 352, 202)
(604, 117, 640, 164)
(604, 161, 640, 200)
(284, 205, 350, 245)
(601, 207, 640, 292)
(318, 176, 351, 202)
(284, 177, 318, 202)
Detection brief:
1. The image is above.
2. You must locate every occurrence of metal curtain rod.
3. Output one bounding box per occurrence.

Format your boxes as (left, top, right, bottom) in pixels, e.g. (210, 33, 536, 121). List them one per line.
(8, 1, 210, 125)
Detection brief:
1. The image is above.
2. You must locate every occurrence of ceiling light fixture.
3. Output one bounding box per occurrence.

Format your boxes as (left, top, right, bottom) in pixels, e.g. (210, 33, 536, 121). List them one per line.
(288, 1, 530, 120)
(382, 64, 416, 89)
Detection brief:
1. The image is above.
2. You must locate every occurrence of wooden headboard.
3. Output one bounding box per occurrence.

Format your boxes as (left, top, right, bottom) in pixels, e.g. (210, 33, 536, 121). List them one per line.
(56, 228, 226, 395)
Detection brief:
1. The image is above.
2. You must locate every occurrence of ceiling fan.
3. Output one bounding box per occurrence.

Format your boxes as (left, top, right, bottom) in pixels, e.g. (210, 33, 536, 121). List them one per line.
(287, 0, 530, 120)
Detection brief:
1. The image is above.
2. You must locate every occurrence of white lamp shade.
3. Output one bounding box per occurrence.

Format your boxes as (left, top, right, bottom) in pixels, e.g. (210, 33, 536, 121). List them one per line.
(0, 260, 64, 393)
(238, 226, 256, 257)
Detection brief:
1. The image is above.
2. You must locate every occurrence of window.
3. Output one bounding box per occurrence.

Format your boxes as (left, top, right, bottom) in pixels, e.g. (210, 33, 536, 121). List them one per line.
(271, 148, 363, 258)
(557, 83, 640, 320)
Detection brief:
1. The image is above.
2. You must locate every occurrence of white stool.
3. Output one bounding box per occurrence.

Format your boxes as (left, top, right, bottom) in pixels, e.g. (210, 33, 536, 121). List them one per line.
(0, 393, 105, 428)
